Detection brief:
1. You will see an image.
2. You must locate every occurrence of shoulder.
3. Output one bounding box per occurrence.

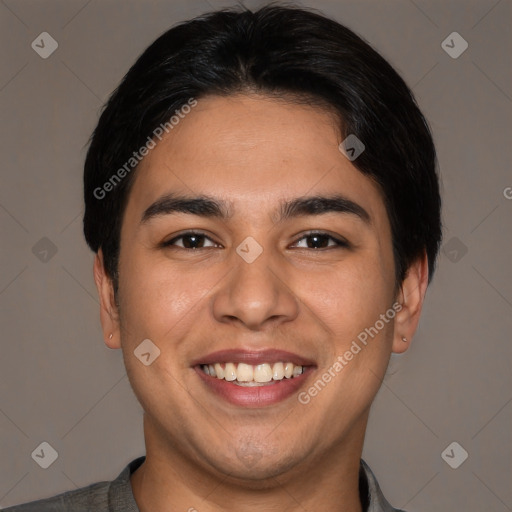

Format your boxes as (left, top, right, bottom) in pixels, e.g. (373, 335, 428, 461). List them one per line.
(1, 480, 110, 512)
(2, 456, 145, 512)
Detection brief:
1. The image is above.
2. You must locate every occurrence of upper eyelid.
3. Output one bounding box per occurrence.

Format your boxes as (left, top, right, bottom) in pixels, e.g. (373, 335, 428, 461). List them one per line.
(163, 231, 219, 246)
(293, 232, 347, 244)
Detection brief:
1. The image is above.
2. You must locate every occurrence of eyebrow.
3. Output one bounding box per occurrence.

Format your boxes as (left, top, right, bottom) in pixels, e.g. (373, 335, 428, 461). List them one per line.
(141, 192, 371, 225)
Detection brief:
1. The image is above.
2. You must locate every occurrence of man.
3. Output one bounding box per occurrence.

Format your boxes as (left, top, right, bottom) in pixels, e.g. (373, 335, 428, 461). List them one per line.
(5, 4, 441, 511)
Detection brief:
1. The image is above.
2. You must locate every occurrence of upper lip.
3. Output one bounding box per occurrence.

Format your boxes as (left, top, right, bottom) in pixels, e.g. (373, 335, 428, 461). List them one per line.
(191, 349, 316, 367)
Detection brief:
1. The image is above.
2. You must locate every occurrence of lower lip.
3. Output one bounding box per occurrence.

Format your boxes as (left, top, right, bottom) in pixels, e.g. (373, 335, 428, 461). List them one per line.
(194, 366, 313, 407)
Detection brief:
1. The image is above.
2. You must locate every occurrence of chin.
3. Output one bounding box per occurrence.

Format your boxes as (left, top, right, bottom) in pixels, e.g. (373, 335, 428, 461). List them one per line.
(205, 440, 303, 484)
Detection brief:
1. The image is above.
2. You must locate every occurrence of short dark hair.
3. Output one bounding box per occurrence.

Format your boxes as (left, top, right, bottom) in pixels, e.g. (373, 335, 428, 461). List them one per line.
(83, 3, 442, 292)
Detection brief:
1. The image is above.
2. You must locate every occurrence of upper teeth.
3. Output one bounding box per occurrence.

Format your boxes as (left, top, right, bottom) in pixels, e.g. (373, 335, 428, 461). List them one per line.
(201, 362, 304, 383)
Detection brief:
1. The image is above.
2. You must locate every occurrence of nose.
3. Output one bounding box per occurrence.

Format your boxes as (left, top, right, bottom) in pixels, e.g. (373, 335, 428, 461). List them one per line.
(212, 249, 299, 331)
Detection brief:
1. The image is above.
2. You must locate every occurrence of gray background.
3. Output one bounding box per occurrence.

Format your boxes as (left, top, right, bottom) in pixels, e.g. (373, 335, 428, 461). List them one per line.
(0, 0, 510, 510)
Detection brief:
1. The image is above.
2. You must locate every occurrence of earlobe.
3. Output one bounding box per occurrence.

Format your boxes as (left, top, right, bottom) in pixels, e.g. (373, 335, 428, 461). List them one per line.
(93, 250, 121, 349)
(392, 251, 429, 354)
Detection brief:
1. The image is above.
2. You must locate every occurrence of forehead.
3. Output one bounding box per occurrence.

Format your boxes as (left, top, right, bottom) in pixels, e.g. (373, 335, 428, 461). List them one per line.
(125, 94, 388, 226)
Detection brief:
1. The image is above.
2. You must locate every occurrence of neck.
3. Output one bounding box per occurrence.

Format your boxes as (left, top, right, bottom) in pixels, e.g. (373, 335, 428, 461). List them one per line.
(131, 413, 368, 512)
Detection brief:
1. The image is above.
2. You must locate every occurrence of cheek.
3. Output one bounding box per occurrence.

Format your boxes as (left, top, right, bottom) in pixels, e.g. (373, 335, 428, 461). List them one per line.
(302, 253, 394, 339)
(116, 244, 226, 348)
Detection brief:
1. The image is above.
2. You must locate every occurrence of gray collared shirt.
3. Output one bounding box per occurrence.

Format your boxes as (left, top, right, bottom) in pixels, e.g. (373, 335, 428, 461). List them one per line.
(3, 457, 405, 511)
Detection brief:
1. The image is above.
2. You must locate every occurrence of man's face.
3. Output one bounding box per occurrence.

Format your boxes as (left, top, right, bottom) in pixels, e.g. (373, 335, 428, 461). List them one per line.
(113, 94, 398, 480)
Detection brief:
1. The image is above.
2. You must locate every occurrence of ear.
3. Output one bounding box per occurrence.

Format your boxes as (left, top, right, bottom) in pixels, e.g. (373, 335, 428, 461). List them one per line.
(392, 250, 429, 354)
(93, 249, 121, 349)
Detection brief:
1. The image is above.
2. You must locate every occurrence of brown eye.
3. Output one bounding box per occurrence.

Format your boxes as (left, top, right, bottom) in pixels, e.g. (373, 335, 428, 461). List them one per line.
(162, 232, 218, 249)
(292, 232, 349, 249)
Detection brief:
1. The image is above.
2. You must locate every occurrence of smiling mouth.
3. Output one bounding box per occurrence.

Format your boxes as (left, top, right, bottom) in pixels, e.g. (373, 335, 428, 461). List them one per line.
(200, 362, 306, 386)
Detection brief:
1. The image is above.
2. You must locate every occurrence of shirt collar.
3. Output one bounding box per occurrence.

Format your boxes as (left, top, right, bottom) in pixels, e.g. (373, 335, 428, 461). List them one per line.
(360, 459, 405, 511)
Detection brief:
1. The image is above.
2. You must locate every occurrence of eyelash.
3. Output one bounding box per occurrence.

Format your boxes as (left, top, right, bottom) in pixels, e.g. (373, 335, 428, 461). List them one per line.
(161, 231, 350, 250)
